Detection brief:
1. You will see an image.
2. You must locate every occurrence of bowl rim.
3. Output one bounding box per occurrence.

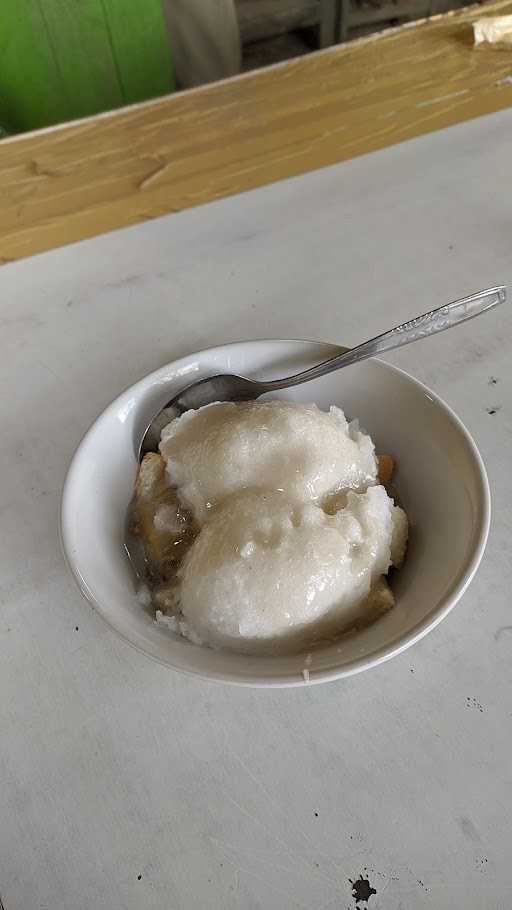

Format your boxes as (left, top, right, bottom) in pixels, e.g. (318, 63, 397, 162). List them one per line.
(61, 338, 491, 687)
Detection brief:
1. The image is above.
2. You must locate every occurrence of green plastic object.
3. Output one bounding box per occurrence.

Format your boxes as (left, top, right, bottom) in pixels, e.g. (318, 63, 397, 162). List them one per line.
(0, 0, 174, 132)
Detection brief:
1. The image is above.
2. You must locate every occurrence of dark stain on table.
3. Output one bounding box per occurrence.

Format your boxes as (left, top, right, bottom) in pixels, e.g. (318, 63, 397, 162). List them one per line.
(349, 875, 377, 903)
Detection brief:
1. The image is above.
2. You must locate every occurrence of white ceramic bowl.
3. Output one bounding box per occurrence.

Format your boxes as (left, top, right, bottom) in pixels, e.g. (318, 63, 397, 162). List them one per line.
(61, 340, 490, 687)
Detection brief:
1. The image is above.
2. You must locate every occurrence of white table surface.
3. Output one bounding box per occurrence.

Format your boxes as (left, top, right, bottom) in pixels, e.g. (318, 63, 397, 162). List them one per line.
(1, 109, 512, 910)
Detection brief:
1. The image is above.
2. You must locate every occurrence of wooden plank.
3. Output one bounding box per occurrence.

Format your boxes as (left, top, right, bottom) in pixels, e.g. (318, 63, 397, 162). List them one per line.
(1, 0, 512, 264)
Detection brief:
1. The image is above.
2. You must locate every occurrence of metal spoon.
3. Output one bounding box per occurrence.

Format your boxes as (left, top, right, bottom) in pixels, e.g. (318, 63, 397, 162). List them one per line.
(140, 285, 507, 459)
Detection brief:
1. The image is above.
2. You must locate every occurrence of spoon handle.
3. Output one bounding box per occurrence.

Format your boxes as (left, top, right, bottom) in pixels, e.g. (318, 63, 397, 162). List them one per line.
(264, 286, 507, 391)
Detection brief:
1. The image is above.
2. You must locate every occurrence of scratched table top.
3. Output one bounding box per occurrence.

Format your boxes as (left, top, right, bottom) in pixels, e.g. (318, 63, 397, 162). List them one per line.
(1, 108, 512, 910)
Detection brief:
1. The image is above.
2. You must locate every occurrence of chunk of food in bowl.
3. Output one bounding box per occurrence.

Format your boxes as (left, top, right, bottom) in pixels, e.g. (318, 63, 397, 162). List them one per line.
(128, 400, 408, 655)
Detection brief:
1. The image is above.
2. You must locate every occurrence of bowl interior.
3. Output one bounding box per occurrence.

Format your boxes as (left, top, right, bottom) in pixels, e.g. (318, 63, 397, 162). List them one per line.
(61, 340, 489, 686)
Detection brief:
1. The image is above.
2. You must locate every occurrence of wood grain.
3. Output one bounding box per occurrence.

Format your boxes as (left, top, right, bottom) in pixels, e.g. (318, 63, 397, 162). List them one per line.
(1, 0, 512, 264)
